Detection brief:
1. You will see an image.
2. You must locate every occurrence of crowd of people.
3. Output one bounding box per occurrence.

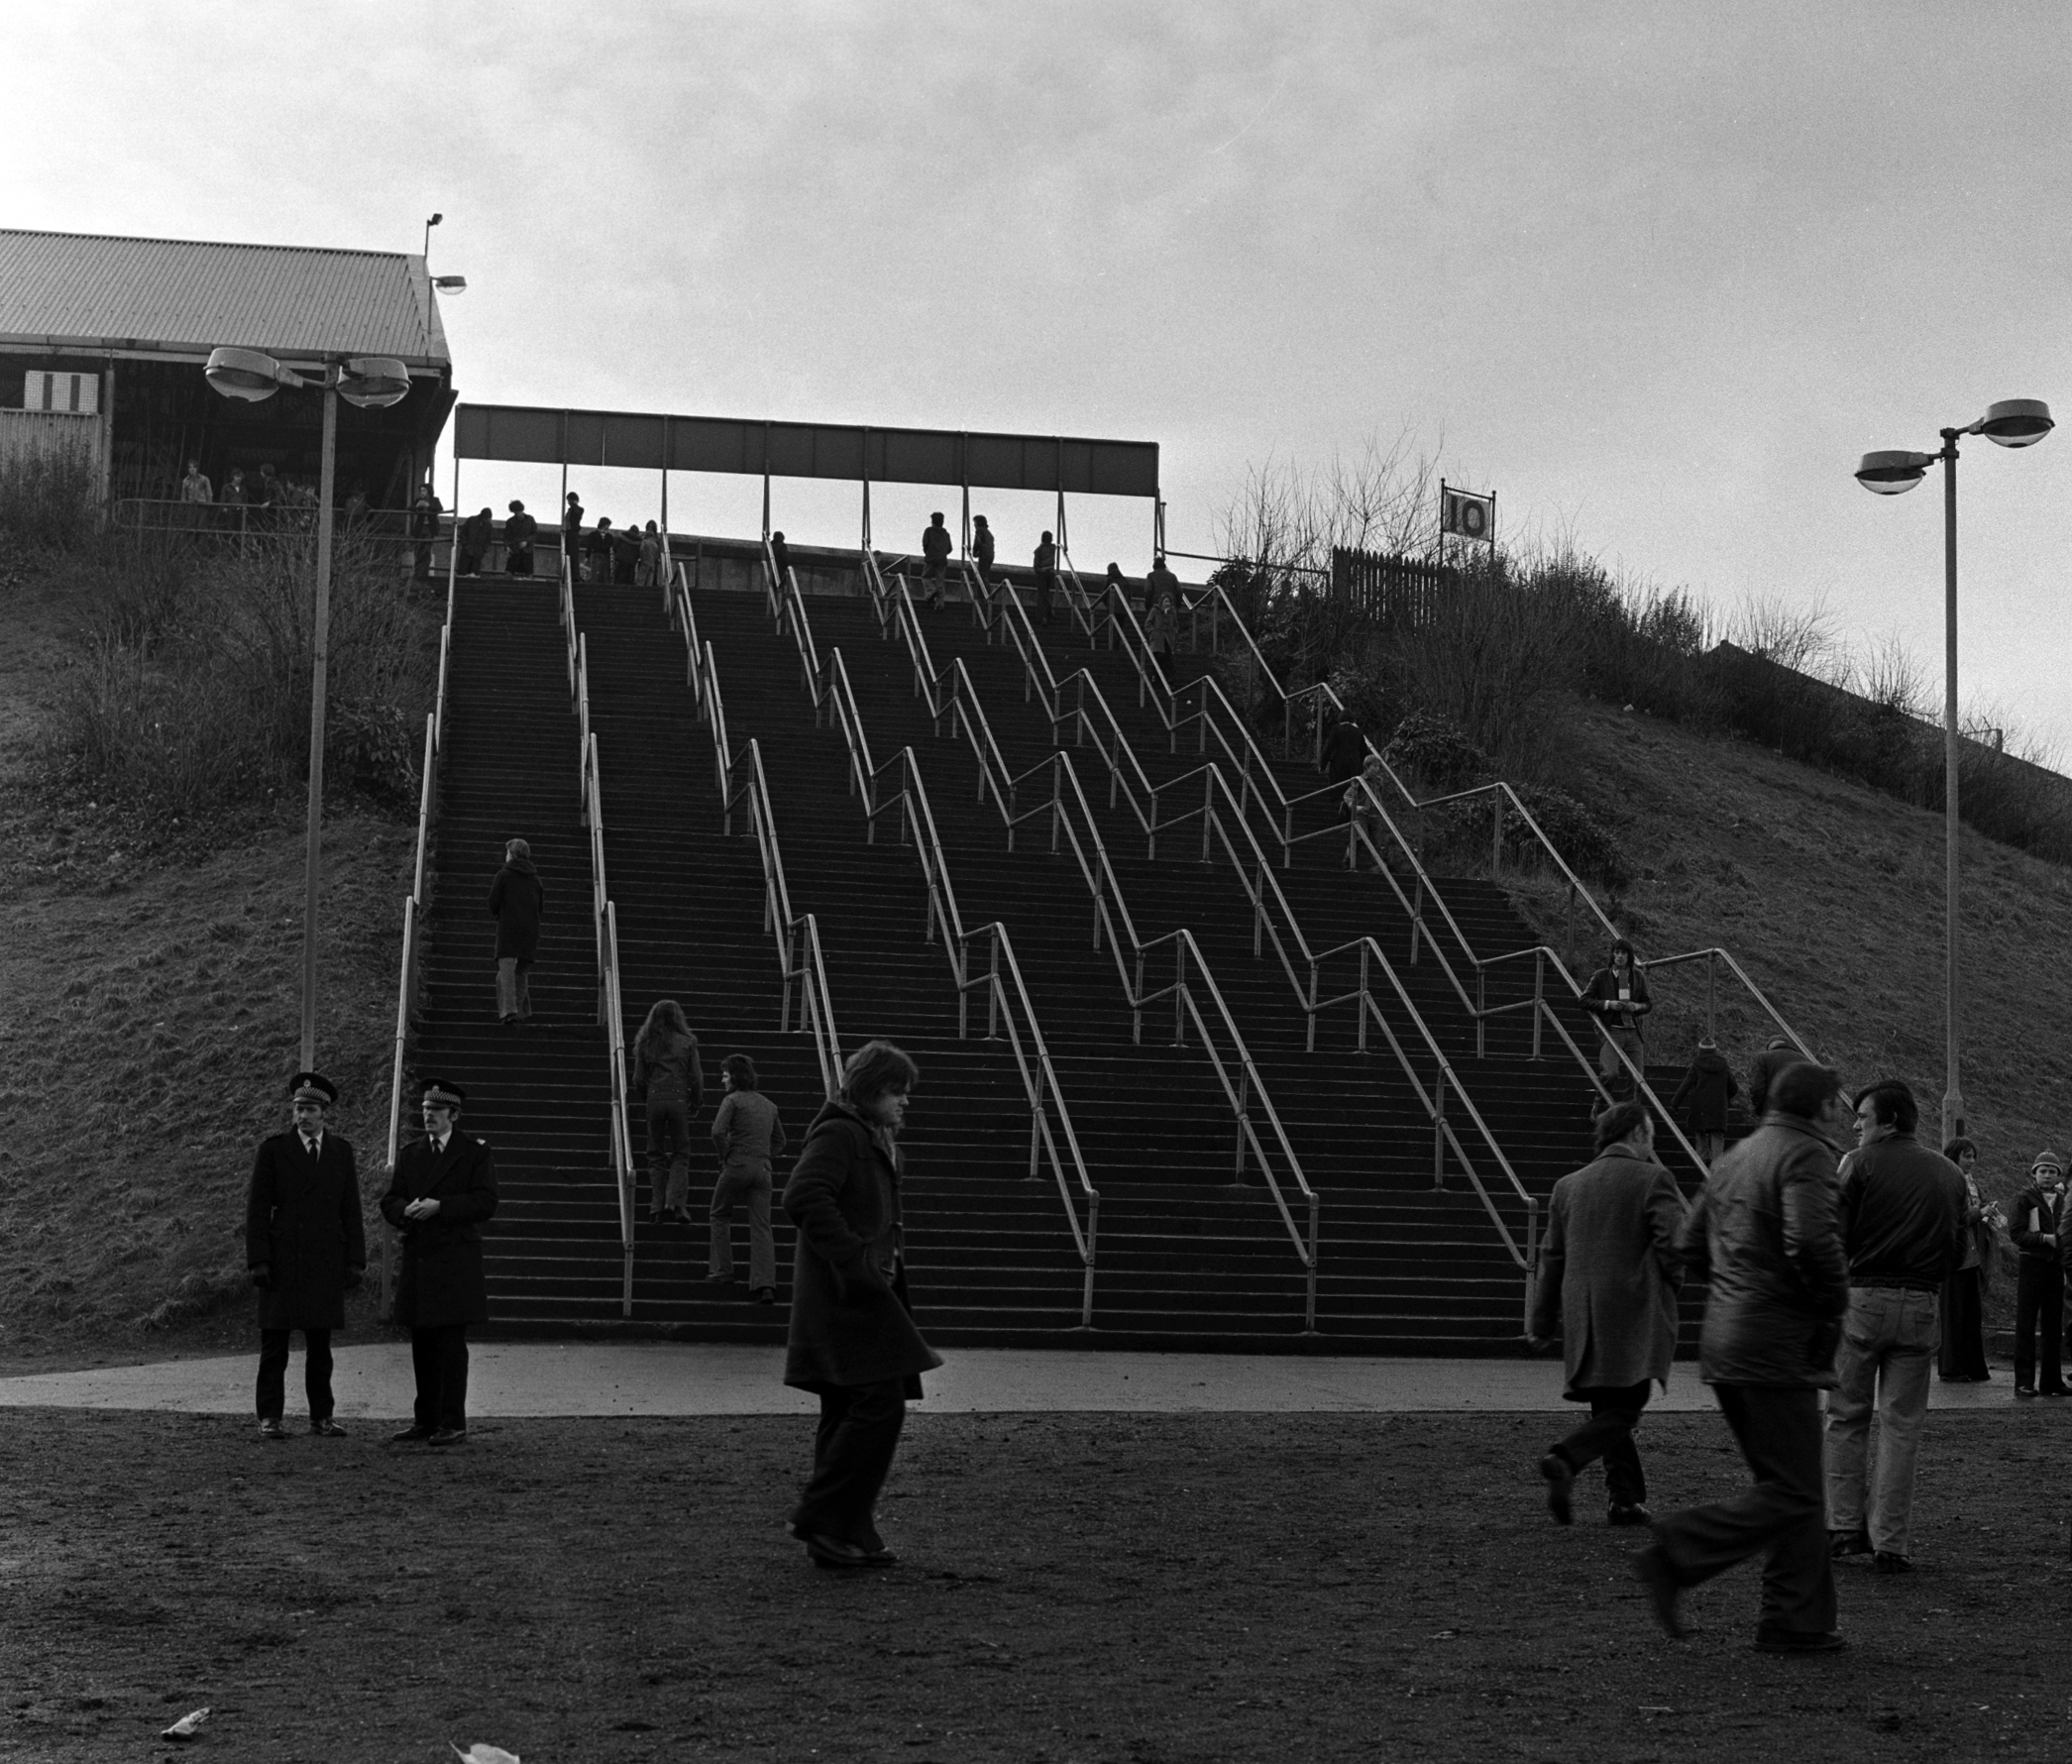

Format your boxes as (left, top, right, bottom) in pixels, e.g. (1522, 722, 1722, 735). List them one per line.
(242, 827, 934, 1574)
(1530, 1056, 2042, 1654)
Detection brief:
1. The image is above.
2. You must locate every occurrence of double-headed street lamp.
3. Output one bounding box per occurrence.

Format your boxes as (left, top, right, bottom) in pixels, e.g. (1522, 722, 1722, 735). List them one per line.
(1855, 397, 2054, 1146)
(204, 347, 413, 1069)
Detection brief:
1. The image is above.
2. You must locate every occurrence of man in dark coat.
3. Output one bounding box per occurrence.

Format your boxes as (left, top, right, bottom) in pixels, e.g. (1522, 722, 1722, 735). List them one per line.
(2011, 1149, 2067, 1397)
(920, 512, 953, 609)
(503, 499, 538, 576)
(246, 1071, 366, 1439)
(1745, 1035, 1801, 1119)
(488, 837, 544, 1025)
(1529, 1101, 1685, 1527)
(1669, 1036, 1740, 1164)
(381, 1077, 498, 1447)
(1636, 1061, 1852, 1653)
(783, 1040, 943, 1571)
(1318, 712, 1366, 790)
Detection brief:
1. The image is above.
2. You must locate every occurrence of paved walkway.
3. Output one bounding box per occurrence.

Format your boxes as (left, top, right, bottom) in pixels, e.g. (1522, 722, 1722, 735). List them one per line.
(0, 1345, 2023, 1418)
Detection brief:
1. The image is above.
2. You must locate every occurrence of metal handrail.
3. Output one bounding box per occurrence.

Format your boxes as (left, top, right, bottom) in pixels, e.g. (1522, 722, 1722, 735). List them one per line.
(771, 566, 1103, 1325)
(380, 537, 465, 1314)
(969, 575, 1539, 1277)
(1160, 577, 1814, 1068)
(672, 565, 845, 1097)
(866, 559, 1326, 1320)
(563, 594, 637, 1316)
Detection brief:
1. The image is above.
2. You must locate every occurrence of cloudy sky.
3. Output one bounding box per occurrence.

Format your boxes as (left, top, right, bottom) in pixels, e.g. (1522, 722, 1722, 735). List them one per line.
(10, 2, 2069, 747)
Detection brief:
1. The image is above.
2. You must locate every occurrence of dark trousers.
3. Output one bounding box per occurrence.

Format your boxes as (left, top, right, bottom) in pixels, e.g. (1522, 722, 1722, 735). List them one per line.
(1550, 1379, 1651, 1506)
(791, 1379, 907, 1549)
(1653, 1383, 1835, 1637)
(409, 1324, 470, 1432)
(645, 1099, 691, 1217)
(2015, 1258, 2064, 1391)
(256, 1328, 334, 1422)
(1036, 571, 1056, 623)
(508, 550, 534, 577)
(1937, 1267, 1991, 1379)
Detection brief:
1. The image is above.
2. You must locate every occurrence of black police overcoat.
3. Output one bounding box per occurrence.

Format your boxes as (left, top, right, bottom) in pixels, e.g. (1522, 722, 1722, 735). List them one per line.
(381, 1130, 498, 1327)
(246, 1130, 368, 1331)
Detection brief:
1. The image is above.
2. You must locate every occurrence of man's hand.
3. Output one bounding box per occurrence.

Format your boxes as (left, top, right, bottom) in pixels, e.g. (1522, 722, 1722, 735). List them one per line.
(342, 1266, 365, 1290)
(249, 1265, 272, 1290)
(403, 1198, 442, 1221)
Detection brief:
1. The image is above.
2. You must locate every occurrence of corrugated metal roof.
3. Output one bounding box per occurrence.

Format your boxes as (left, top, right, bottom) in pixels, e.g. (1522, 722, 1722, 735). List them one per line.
(0, 229, 450, 369)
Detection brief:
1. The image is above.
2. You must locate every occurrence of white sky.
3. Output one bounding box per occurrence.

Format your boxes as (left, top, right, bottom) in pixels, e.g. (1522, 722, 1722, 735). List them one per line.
(9, 2, 2070, 749)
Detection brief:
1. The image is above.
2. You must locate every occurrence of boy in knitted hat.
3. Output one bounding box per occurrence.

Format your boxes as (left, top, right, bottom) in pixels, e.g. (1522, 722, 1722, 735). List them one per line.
(2010, 1150, 2068, 1398)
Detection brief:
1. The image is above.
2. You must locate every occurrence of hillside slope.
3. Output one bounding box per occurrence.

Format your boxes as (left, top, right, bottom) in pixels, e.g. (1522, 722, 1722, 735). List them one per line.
(1513, 695, 2072, 1209)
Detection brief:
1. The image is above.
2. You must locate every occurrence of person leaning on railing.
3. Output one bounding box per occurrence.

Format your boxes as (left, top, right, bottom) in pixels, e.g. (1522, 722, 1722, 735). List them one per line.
(1581, 938, 1651, 1102)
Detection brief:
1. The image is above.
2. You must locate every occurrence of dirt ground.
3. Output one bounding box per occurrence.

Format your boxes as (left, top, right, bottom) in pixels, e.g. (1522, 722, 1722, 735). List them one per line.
(5, 1406, 2070, 1763)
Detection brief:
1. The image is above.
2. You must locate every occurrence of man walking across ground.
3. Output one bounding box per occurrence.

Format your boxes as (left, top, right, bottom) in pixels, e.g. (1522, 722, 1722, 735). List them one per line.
(2010, 1150, 2068, 1398)
(1635, 1061, 1853, 1653)
(1824, 1079, 1968, 1574)
(246, 1072, 366, 1440)
(1529, 1101, 1685, 1528)
(382, 1078, 498, 1448)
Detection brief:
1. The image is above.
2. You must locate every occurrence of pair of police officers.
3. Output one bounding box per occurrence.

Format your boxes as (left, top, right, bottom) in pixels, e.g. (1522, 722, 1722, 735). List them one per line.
(245, 1072, 496, 1445)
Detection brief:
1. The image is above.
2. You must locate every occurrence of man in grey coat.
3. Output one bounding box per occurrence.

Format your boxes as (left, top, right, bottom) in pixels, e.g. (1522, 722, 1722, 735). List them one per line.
(1529, 1101, 1686, 1527)
(1634, 1061, 1853, 1653)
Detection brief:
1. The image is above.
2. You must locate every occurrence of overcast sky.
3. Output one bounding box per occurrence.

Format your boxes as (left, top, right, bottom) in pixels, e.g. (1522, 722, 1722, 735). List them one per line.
(10, 2, 2069, 749)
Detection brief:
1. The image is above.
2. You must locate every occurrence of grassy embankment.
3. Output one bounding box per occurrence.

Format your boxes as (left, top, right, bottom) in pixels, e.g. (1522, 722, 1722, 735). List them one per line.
(1509, 695, 2072, 1318)
(0, 504, 429, 1367)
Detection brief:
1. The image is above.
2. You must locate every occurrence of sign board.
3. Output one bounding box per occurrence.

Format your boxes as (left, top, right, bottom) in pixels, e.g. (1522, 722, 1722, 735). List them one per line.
(1439, 483, 1494, 543)
(23, 371, 97, 415)
(453, 403, 1159, 500)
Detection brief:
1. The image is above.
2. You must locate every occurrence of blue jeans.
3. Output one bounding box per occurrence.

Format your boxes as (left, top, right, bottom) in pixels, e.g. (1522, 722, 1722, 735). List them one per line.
(1824, 1285, 1937, 1556)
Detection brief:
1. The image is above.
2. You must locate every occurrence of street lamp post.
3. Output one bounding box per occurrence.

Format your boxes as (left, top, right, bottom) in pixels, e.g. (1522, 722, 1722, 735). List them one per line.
(1855, 398, 2054, 1147)
(204, 348, 413, 1069)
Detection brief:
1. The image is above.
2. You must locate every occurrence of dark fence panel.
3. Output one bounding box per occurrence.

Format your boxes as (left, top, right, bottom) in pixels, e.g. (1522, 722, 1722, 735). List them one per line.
(1330, 545, 1451, 625)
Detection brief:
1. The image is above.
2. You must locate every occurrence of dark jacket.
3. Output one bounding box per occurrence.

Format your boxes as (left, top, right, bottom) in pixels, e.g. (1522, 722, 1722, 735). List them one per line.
(781, 1102, 943, 1394)
(1669, 1047, 1739, 1133)
(973, 529, 995, 571)
(1319, 718, 1365, 783)
(459, 511, 492, 557)
(488, 858, 544, 963)
(1581, 963, 1653, 1034)
(246, 1130, 367, 1331)
(1529, 1144, 1685, 1395)
(503, 510, 538, 556)
(381, 1129, 498, 1327)
(2013, 1179, 2066, 1263)
(1034, 538, 1057, 576)
(1678, 1116, 1849, 1388)
(1835, 1134, 1969, 1287)
(631, 1029, 704, 1112)
(1745, 1046, 1800, 1118)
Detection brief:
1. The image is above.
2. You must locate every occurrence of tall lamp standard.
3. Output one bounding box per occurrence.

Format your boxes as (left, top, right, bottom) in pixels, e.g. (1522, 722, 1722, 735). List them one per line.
(204, 347, 413, 1068)
(1855, 397, 2054, 1145)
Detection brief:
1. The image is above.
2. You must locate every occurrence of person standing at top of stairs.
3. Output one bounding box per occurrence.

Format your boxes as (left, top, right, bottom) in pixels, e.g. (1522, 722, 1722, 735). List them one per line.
(561, 491, 584, 582)
(488, 838, 543, 1027)
(631, 1000, 706, 1227)
(1034, 530, 1058, 625)
(921, 511, 952, 609)
(971, 515, 994, 587)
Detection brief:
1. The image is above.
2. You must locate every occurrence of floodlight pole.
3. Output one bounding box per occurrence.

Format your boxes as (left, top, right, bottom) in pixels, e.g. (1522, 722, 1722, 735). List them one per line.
(300, 375, 340, 1071)
(1938, 430, 1963, 1146)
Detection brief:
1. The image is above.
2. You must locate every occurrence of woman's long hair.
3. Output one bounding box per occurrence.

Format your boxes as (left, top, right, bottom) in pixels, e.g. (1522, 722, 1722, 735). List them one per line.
(636, 998, 689, 1063)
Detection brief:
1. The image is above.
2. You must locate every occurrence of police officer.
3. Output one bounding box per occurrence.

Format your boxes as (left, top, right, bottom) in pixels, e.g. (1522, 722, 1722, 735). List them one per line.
(246, 1072, 366, 1440)
(381, 1078, 498, 1447)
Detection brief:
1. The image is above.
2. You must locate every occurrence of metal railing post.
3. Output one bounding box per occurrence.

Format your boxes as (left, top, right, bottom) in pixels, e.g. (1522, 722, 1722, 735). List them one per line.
(1532, 950, 1545, 1060)
(1432, 1064, 1449, 1189)
(1490, 788, 1503, 877)
(1304, 1192, 1320, 1335)
(1706, 949, 1717, 1044)
(1081, 1192, 1099, 1329)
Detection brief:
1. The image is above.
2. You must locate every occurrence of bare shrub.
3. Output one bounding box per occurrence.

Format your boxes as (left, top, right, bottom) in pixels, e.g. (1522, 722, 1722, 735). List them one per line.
(49, 528, 435, 814)
(0, 446, 100, 554)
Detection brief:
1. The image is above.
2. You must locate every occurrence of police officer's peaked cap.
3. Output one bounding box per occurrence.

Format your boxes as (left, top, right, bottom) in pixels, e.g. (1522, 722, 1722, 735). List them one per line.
(288, 1071, 338, 1107)
(419, 1077, 468, 1108)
